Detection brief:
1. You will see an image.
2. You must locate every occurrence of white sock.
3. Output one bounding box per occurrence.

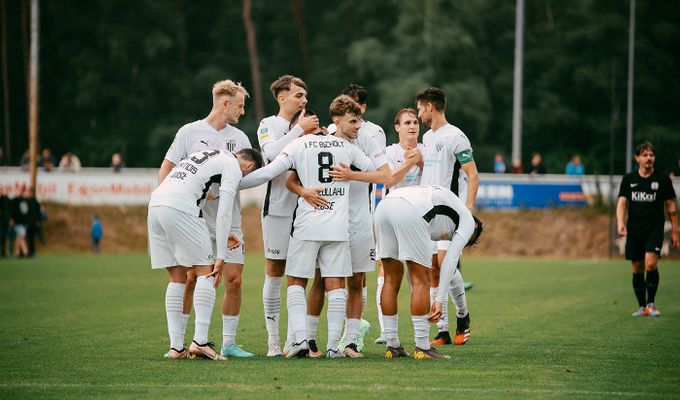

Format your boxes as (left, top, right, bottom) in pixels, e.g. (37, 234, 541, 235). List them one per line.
(192, 276, 216, 345)
(449, 269, 469, 318)
(165, 283, 185, 350)
(361, 286, 368, 316)
(383, 314, 399, 348)
(376, 276, 385, 335)
(306, 315, 320, 341)
(343, 318, 361, 345)
(222, 315, 239, 348)
(286, 285, 307, 344)
(326, 288, 346, 351)
(181, 313, 190, 339)
(412, 315, 430, 350)
(430, 287, 448, 332)
(263, 275, 282, 345)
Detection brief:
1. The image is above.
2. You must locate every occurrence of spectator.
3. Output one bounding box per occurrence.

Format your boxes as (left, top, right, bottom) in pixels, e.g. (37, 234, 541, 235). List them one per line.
(0, 187, 9, 257)
(20, 151, 30, 172)
(9, 188, 31, 258)
(25, 188, 41, 257)
(39, 148, 56, 172)
(111, 153, 125, 172)
(565, 154, 585, 176)
(91, 213, 103, 253)
(511, 158, 524, 174)
(58, 151, 82, 172)
(529, 152, 546, 175)
(493, 153, 507, 174)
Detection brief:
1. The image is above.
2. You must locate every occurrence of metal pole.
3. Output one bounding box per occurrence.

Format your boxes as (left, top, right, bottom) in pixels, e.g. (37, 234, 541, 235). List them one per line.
(28, 0, 38, 191)
(511, 0, 524, 164)
(625, 0, 635, 172)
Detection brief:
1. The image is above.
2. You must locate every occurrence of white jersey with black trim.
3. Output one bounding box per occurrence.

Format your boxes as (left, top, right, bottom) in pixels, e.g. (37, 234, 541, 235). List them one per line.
(383, 185, 470, 242)
(257, 115, 304, 217)
(163, 119, 251, 237)
(420, 123, 473, 201)
(240, 134, 375, 241)
(348, 133, 388, 232)
(384, 143, 425, 191)
(150, 150, 241, 217)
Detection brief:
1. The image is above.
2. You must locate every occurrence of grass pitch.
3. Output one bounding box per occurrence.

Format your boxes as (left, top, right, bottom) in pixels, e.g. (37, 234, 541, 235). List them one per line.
(1, 254, 679, 399)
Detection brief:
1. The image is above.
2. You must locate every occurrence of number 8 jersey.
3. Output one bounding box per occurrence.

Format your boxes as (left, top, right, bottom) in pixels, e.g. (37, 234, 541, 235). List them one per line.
(150, 149, 242, 218)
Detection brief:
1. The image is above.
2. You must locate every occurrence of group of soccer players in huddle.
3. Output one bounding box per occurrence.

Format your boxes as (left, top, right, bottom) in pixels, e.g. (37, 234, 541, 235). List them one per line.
(148, 75, 483, 360)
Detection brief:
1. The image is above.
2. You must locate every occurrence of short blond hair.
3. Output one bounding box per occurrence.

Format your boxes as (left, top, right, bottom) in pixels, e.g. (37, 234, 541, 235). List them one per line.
(212, 80, 249, 99)
(329, 95, 362, 118)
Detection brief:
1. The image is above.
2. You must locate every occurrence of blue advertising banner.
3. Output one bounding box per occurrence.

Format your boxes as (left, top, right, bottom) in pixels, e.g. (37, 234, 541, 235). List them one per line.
(476, 180, 586, 209)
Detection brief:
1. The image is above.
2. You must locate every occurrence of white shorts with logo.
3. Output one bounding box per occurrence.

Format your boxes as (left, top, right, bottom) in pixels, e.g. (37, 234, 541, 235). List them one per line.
(211, 230, 244, 265)
(286, 237, 351, 279)
(148, 206, 214, 269)
(374, 197, 432, 268)
(349, 230, 376, 273)
(262, 215, 293, 260)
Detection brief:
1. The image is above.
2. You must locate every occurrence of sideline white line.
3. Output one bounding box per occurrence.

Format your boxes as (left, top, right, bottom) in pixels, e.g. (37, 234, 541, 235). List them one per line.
(0, 382, 660, 397)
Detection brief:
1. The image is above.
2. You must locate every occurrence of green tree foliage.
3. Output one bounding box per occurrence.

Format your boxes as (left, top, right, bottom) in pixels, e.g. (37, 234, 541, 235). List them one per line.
(2, 0, 678, 174)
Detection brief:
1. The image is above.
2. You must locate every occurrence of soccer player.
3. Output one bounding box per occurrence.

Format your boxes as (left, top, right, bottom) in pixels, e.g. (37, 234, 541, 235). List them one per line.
(416, 87, 479, 346)
(240, 95, 389, 358)
(149, 148, 262, 360)
(256, 75, 319, 357)
(616, 141, 678, 317)
(158, 80, 256, 358)
(375, 185, 482, 359)
(374, 108, 425, 344)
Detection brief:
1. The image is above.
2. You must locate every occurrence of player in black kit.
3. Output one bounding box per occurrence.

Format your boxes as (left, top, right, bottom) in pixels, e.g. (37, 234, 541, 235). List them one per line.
(616, 141, 679, 317)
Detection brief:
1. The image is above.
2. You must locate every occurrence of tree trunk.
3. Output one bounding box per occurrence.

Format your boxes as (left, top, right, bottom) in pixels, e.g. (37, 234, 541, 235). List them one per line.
(242, 0, 264, 123)
(290, 0, 310, 77)
(1, 0, 11, 161)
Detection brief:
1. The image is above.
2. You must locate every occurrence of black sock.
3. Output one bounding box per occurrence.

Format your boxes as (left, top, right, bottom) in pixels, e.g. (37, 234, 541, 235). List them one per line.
(646, 269, 660, 305)
(632, 272, 646, 308)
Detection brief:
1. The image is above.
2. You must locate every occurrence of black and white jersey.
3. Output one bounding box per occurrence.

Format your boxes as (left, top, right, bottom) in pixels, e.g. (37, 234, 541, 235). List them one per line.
(421, 123, 473, 201)
(165, 119, 251, 165)
(618, 170, 676, 232)
(384, 185, 472, 241)
(348, 132, 388, 232)
(239, 134, 375, 241)
(257, 115, 305, 218)
(150, 150, 242, 218)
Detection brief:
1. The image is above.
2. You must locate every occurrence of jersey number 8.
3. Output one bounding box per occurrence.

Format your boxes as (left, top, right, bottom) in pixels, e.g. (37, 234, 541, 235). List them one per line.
(318, 151, 334, 183)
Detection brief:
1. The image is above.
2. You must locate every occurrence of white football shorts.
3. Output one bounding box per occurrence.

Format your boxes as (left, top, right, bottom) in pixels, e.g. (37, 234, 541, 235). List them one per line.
(148, 206, 214, 269)
(262, 215, 293, 260)
(374, 197, 432, 268)
(286, 237, 351, 279)
(349, 229, 376, 273)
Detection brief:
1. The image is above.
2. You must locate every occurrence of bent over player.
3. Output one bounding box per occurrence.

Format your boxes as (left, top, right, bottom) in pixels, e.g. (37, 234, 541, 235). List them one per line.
(374, 185, 482, 359)
(148, 148, 262, 360)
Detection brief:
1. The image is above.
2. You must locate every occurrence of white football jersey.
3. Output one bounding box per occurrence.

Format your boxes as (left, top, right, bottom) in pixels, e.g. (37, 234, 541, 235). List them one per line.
(257, 115, 304, 217)
(150, 150, 242, 218)
(384, 185, 469, 241)
(384, 143, 425, 191)
(348, 132, 388, 232)
(270, 134, 374, 241)
(164, 119, 251, 236)
(420, 123, 473, 202)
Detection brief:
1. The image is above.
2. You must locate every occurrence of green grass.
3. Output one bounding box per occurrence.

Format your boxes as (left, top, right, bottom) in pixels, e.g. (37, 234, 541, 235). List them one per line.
(1, 254, 679, 399)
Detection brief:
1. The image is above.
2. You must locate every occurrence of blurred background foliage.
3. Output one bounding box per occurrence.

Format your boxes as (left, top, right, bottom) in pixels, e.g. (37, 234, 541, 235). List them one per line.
(3, 0, 679, 173)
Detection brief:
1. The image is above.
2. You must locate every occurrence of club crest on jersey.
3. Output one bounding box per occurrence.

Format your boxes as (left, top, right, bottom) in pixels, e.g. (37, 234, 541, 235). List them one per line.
(226, 140, 237, 153)
(651, 182, 659, 190)
(436, 144, 444, 152)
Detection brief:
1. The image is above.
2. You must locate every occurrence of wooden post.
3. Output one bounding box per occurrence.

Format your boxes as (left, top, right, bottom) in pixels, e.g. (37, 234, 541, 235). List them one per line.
(28, 0, 39, 191)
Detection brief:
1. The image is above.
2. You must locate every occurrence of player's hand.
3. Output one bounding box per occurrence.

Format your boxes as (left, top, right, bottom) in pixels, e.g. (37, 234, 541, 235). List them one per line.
(209, 259, 224, 288)
(672, 232, 679, 249)
(329, 163, 353, 181)
(428, 301, 443, 323)
(320, 126, 329, 135)
(617, 224, 627, 236)
(298, 109, 319, 133)
(300, 187, 329, 209)
(227, 234, 241, 250)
